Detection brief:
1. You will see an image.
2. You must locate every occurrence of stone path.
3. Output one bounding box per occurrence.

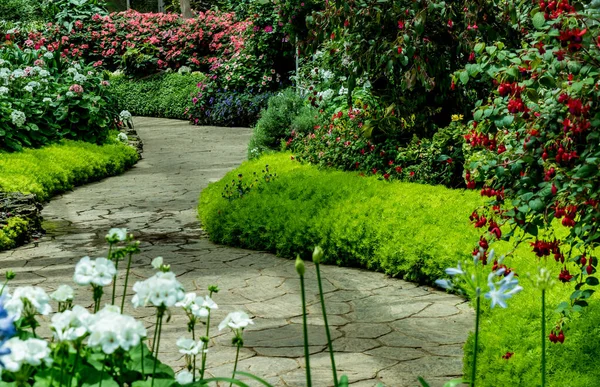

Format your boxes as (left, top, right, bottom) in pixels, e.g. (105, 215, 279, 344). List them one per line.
(0, 117, 473, 386)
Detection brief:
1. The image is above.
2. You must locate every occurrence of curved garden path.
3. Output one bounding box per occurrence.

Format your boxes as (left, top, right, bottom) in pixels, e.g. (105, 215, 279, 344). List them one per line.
(1, 117, 473, 386)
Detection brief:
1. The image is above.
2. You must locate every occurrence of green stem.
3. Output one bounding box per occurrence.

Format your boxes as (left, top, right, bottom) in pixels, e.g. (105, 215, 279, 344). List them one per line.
(120, 253, 133, 312)
(58, 347, 65, 387)
(111, 255, 119, 306)
(541, 289, 546, 387)
(200, 310, 212, 380)
(316, 263, 338, 387)
(192, 323, 196, 382)
(99, 355, 107, 387)
(300, 275, 312, 387)
(141, 340, 145, 378)
(470, 295, 481, 387)
(69, 344, 80, 387)
(229, 343, 241, 387)
(151, 312, 160, 354)
(151, 309, 164, 387)
(0, 279, 8, 296)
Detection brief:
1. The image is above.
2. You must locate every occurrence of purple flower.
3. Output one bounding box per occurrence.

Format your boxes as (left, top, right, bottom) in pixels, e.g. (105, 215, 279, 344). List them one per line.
(264, 25, 273, 33)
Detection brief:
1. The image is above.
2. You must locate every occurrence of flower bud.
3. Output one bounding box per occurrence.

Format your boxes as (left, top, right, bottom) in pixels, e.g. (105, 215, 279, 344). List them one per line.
(295, 255, 305, 277)
(5, 271, 15, 280)
(312, 246, 324, 264)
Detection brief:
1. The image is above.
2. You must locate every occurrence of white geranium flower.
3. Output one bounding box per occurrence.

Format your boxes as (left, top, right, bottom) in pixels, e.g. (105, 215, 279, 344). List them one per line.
(176, 337, 203, 355)
(50, 284, 74, 302)
(106, 228, 127, 242)
(10, 110, 26, 127)
(51, 305, 90, 342)
(73, 256, 116, 287)
(176, 370, 194, 385)
(131, 271, 185, 308)
(151, 256, 163, 269)
(218, 311, 253, 331)
(175, 292, 196, 310)
(87, 306, 146, 354)
(0, 337, 52, 372)
(4, 286, 52, 319)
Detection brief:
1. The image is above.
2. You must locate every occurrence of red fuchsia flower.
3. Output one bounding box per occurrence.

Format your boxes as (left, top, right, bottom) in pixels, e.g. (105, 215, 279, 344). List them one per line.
(344, 20, 350, 27)
(558, 267, 573, 282)
(409, 171, 415, 177)
(554, 49, 566, 61)
(395, 166, 402, 173)
(397, 46, 403, 54)
(398, 20, 404, 29)
(488, 220, 502, 239)
(468, 52, 476, 62)
(447, 19, 453, 28)
(502, 352, 514, 360)
(383, 173, 390, 180)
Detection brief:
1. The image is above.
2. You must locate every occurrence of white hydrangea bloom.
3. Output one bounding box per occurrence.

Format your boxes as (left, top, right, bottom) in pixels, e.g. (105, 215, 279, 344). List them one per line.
(51, 305, 91, 342)
(11, 69, 25, 78)
(74, 73, 87, 82)
(10, 110, 26, 127)
(73, 256, 116, 287)
(131, 271, 185, 308)
(117, 132, 128, 143)
(50, 284, 74, 302)
(0, 338, 53, 372)
(4, 286, 51, 319)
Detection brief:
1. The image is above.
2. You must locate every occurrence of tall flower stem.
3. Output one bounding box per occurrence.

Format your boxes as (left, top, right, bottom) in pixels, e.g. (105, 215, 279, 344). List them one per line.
(200, 308, 213, 380)
(68, 343, 81, 387)
(120, 253, 133, 312)
(151, 308, 165, 387)
(470, 295, 481, 387)
(99, 355, 107, 387)
(541, 289, 546, 387)
(300, 274, 312, 387)
(315, 263, 338, 387)
(111, 252, 119, 306)
(192, 322, 197, 382)
(140, 340, 145, 377)
(229, 341, 241, 387)
(93, 286, 103, 313)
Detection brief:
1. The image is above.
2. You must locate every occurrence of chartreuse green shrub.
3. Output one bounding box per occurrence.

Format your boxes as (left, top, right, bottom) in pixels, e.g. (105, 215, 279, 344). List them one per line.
(199, 152, 485, 282)
(0, 136, 138, 201)
(199, 153, 600, 386)
(108, 72, 207, 119)
(0, 217, 29, 251)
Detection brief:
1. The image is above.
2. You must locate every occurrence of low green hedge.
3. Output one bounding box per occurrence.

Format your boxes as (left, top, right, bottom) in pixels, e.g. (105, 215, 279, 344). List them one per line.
(108, 72, 207, 119)
(0, 136, 138, 201)
(198, 153, 599, 386)
(0, 217, 29, 251)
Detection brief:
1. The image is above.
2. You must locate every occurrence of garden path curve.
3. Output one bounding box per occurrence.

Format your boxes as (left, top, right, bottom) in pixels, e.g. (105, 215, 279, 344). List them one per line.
(1, 117, 473, 387)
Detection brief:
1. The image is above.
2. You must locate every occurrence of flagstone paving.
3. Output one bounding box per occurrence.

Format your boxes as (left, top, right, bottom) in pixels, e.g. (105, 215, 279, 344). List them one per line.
(0, 117, 473, 386)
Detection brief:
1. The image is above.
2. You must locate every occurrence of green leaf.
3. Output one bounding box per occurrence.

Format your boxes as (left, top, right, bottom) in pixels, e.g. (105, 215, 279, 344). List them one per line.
(532, 12, 546, 29)
(528, 198, 545, 212)
(539, 75, 555, 88)
(473, 109, 483, 121)
(575, 164, 597, 178)
(418, 377, 431, 387)
(131, 379, 175, 387)
(586, 277, 599, 286)
(474, 43, 485, 54)
(459, 71, 469, 85)
(485, 46, 497, 56)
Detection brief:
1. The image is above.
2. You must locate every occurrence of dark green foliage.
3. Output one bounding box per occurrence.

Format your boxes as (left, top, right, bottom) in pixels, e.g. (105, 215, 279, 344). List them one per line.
(248, 89, 322, 159)
(0, 217, 29, 251)
(0, 0, 43, 23)
(108, 72, 207, 120)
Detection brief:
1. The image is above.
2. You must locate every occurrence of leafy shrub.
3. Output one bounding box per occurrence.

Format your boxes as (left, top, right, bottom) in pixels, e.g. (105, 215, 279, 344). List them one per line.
(0, 217, 29, 251)
(290, 105, 470, 187)
(0, 45, 121, 151)
(189, 85, 275, 127)
(247, 88, 321, 158)
(108, 72, 207, 119)
(0, 0, 43, 24)
(42, 0, 109, 31)
(199, 153, 484, 282)
(0, 136, 138, 201)
(199, 153, 600, 385)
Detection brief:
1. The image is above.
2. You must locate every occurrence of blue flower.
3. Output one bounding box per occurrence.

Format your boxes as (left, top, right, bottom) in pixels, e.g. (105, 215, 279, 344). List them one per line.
(484, 271, 523, 308)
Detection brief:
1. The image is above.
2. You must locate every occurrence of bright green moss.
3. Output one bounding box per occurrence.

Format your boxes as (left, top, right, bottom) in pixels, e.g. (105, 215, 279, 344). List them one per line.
(198, 152, 600, 386)
(0, 138, 138, 201)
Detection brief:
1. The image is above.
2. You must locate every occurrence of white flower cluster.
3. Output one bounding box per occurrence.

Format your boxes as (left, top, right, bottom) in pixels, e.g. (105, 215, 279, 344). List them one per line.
(73, 256, 116, 287)
(106, 227, 127, 241)
(4, 286, 52, 319)
(42, 97, 52, 103)
(50, 284, 74, 302)
(43, 52, 54, 60)
(0, 337, 52, 372)
(0, 86, 8, 95)
(176, 337, 204, 355)
(74, 73, 87, 83)
(10, 110, 26, 127)
(87, 305, 147, 354)
(66, 67, 78, 75)
(218, 311, 253, 332)
(175, 292, 218, 318)
(338, 86, 349, 96)
(178, 66, 192, 74)
(51, 305, 90, 342)
(132, 271, 185, 308)
(317, 89, 334, 101)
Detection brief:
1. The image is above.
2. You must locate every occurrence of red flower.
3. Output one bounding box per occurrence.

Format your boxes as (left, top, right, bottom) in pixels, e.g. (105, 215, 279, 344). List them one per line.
(558, 267, 573, 282)
(398, 20, 405, 29)
(502, 352, 514, 360)
(447, 19, 453, 28)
